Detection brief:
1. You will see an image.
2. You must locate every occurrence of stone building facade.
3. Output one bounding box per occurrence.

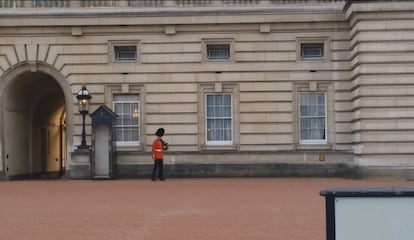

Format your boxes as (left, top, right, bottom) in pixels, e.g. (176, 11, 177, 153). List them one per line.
(0, 0, 413, 179)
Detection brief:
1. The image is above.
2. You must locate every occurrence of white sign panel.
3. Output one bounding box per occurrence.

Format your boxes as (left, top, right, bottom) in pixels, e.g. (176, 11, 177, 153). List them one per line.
(335, 197, 414, 240)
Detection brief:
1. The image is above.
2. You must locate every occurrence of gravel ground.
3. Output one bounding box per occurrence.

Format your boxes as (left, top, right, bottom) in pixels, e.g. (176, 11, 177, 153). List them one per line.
(0, 178, 412, 240)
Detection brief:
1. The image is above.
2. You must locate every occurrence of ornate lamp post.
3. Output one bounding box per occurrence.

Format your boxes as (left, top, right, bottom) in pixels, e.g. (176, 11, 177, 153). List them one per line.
(76, 85, 92, 150)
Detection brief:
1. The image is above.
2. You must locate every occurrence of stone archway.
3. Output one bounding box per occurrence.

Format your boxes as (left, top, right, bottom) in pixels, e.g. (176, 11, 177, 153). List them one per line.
(0, 64, 74, 179)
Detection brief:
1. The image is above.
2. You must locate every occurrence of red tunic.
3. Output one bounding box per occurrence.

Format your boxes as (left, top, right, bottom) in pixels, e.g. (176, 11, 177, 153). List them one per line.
(151, 138, 168, 160)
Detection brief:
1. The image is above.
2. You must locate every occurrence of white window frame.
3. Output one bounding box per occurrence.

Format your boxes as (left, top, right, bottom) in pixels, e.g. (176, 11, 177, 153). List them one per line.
(296, 38, 329, 61)
(114, 45, 137, 61)
(206, 43, 231, 61)
(205, 93, 233, 145)
(109, 41, 140, 63)
(113, 95, 140, 147)
(202, 39, 234, 62)
(301, 43, 324, 59)
(299, 92, 327, 145)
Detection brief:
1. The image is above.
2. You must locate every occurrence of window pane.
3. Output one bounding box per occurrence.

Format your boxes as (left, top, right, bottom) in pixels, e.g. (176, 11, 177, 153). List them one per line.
(301, 129, 309, 140)
(310, 129, 325, 140)
(124, 115, 132, 126)
(132, 116, 139, 125)
(205, 93, 232, 143)
(215, 106, 222, 118)
(207, 106, 214, 118)
(310, 118, 319, 129)
(223, 119, 232, 141)
(214, 129, 223, 141)
(223, 95, 231, 105)
(114, 45, 137, 60)
(309, 94, 318, 104)
(317, 117, 325, 128)
(114, 102, 121, 112)
(216, 95, 222, 105)
(300, 106, 307, 116)
(300, 118, 309, 129)
(122, 103, 130, 115)
(207, 44, 230, 60)
(224, 129, 232, 141)
(318, 106, 325, 116)
(300, 93, 308, 104)
(318, 94, 325, 104)
(115, 129, 122, 140)
(299, 92, 326, 142)
(113, 95, 140, 143)
(301, 43, 324, 58)
(207, 119, 214, 129)
(132, 127, 139, 141)
(216, 119, 223, 128)
(207, 120, 214, 141)
(124, 128, 132, 141)
(206, 95, 214, 105)
(310, 105, 318, 116)
(223, 106, 232, 117)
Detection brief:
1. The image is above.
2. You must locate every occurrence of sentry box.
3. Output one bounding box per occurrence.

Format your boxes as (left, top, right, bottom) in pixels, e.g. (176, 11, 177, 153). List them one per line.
(320, 187, 414, 240)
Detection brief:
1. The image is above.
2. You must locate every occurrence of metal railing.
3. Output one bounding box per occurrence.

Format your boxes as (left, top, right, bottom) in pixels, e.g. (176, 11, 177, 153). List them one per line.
(207, 49, 230, 60)
(0, 0, 346, 8)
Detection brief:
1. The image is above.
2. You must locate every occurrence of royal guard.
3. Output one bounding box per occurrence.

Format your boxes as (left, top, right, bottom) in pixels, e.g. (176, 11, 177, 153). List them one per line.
(151, 128, 169, 181)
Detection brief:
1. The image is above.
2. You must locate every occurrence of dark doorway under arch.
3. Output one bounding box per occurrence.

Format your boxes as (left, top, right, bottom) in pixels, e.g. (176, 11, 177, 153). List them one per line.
(3, 71, 66, 179)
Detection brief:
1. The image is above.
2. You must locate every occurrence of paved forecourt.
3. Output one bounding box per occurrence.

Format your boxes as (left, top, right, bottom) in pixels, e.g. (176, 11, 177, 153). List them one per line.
(0, 178, 412, 240)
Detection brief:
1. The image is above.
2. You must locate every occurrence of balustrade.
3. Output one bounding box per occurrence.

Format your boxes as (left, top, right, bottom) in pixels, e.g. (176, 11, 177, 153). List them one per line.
(0, 0, 23, 7)
(0, 0, 346, 8)
(222, 0, 259, 5)
(33, 0, 69, 8)
(175, 0, 211, 6)
(81, 0, 119, 7)
(271, 0, 344, 3)
(128, 0, 164, 7)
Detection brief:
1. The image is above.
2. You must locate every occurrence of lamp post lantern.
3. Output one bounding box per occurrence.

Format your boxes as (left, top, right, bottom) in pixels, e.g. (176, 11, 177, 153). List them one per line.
(76, 85, 92, 150)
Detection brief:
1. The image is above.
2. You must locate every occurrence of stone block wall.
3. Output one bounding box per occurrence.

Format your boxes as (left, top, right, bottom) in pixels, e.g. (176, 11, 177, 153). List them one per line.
(2, 1, 414, 179)
(346, 1, 414, 168)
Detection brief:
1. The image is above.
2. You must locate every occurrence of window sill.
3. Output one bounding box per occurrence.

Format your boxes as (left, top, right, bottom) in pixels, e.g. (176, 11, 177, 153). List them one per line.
(113, 60, 138, 63)
(299, 57, 326, 61)
(206, 59, 230, 62)
(296, 144, 332, 150)
(201, 145, 237, 151)
(116, 144, 143, 152)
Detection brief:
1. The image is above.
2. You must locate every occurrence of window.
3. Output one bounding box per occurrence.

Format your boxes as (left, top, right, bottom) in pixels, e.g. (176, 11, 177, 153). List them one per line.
(113, 95, 140, 145)
(206, 44, 230, 61)
(299, 92, 327, 144)
(114, 45, 137, 61)
(205, 94, 233, 145)
(198, 83, 239, 150)
(109, 40, 140, 63)
(301, 43, 324, 59)
(294, 82, 333, 149)
(203, 39, 234, 62)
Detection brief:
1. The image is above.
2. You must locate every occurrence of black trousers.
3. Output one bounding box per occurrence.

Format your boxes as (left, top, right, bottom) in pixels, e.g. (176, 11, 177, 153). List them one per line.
(151, 159, 164, 180)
